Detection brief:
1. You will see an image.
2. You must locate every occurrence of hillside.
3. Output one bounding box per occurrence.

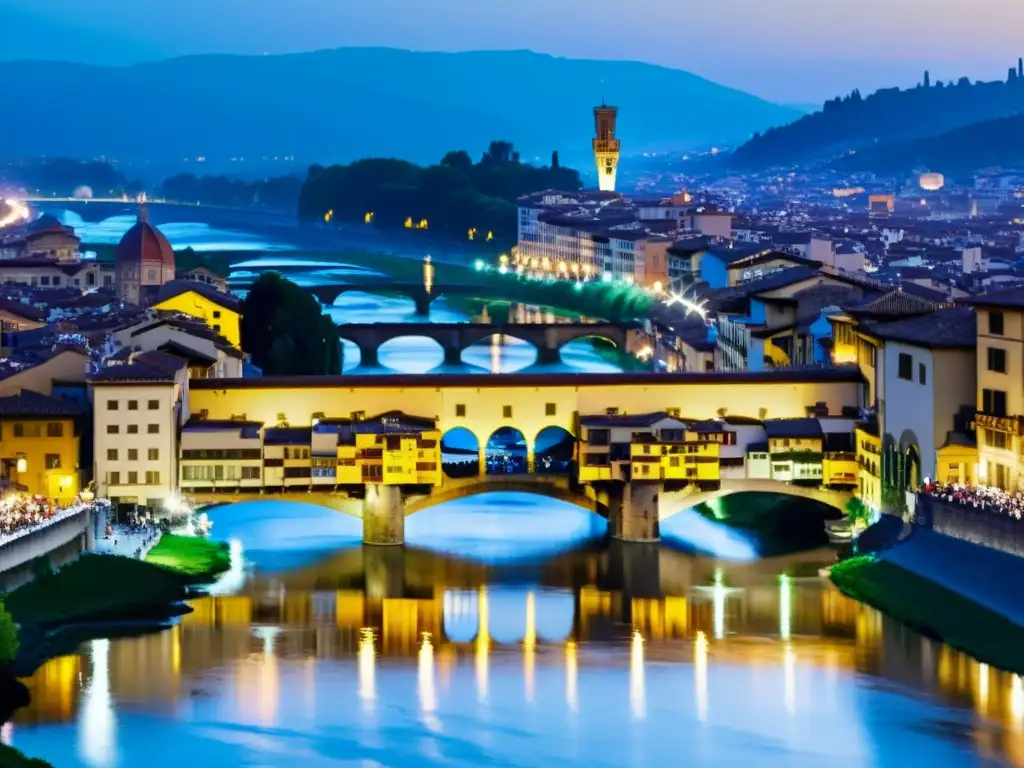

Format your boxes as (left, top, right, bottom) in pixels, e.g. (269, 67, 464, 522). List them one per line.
(834, 113, 1024, 177)
(0, 48, 797, 167)
(730, 62, 1024, 168)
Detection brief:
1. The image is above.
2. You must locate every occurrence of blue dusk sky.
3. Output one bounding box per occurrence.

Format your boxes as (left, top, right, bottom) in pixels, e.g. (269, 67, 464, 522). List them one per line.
(0, 0, 1019, 102)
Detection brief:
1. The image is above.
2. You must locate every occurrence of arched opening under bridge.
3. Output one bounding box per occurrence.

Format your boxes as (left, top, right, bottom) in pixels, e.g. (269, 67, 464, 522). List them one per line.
(486, 427, 529, 475)
(441, 427, 480, 478)
(460, 334, 536, 373)
(375, 335, 444, 373)
(534, 426, 575, 475)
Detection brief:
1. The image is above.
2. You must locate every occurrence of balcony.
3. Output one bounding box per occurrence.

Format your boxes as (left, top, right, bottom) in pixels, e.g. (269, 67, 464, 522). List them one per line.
(974, 411, 1024, 436)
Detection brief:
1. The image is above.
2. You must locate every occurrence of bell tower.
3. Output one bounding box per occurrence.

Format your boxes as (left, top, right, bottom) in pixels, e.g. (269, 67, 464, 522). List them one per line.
(592, 103, 621, 192)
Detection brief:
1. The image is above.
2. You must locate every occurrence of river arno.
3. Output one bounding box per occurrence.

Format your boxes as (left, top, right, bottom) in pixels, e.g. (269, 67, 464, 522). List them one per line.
(7, 496, 1024, 767)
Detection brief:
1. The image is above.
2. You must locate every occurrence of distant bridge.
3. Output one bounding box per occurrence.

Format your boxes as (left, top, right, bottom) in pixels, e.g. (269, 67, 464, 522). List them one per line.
(334, 321, 635, 365)
(306, 282, 493, 314)
(659, 479, 853, 522)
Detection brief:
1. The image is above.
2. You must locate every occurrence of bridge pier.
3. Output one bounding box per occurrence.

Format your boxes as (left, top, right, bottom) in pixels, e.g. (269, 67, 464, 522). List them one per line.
(443, 345, 463, 366)
(358, 344, 381, 368)
(609, 481, 661, 543)
(363, 484, 404, 545)
(413, 293, 432, 316)
(363, 545, 407, 599)
(536, 346, 561, 365)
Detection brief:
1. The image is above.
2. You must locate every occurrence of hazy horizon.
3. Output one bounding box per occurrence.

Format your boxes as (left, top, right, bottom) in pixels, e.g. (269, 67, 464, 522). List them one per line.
(1, 0, 1021, 103)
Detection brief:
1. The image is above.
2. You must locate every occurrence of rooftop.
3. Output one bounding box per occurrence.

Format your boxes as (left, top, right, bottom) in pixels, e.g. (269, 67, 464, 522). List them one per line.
(859, 306, 976, 349)
(0, 390, 84, 418)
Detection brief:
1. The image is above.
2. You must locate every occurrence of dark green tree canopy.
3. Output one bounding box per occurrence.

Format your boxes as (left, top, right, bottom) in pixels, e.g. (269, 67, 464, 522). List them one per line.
(297, 141, 581, 245)
(240, 272, 342, 376)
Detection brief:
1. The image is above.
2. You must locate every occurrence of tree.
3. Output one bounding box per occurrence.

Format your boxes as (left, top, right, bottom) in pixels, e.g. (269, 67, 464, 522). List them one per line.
(440, 150, 472, 171)
(0, 602, 18, 665)
(1018, 57, 1022, 78)
(240, 273, 342, 376)
(551, 150, 560, 169)
(923, 70, 930, 88)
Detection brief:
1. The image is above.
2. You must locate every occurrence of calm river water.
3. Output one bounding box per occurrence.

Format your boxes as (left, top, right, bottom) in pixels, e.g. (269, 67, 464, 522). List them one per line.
(9, 495, 1024, 767)
(47, 206, 623, 375)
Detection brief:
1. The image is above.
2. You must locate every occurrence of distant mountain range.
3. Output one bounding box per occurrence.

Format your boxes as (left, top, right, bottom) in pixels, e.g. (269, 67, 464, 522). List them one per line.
(0, 48, 798, 169)
(730, 62, 1024, 170)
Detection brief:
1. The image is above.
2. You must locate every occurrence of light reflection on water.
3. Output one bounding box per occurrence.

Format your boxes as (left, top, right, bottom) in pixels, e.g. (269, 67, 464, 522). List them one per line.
(11, 495, 1024, 767)
(51, 211, 295, 252)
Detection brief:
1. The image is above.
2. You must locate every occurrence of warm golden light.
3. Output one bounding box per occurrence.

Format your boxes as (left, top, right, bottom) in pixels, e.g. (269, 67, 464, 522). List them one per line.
(779, 575, 792, 641)
(565, 640, 578, 713)
(695, 631, 708, 722)
(15, 458, 26, 474)
(476, 587, 490, 703)
(630, 630, 646, 721)
(418, 632, 437, 720)
(358, 628, 376, 706)
(364, 211, 374, 224)
(0, 199, 30, 229)
(524, 592, 536, 702)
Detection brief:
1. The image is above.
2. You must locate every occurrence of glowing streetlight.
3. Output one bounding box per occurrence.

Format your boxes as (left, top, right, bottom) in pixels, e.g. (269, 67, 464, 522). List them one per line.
(323, 209, 334, 223)
(364, 211, 374, 224)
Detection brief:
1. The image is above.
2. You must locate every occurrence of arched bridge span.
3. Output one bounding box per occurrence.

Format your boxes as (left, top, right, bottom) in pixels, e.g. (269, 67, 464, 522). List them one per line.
(334, 322, 633, 366)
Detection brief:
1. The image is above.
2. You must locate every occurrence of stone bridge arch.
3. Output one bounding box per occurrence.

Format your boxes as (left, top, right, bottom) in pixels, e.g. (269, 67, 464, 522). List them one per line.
(403, 476, 602, 517)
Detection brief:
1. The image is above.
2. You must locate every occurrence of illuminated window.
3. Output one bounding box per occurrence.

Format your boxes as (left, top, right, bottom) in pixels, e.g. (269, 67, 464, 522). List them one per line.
(44, 454, 60, 470)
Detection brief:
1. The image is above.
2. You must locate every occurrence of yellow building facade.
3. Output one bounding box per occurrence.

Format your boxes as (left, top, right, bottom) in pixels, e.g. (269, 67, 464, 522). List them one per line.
(855, 426, 882, 511)
(629, 438, 720, 483)
(0, 391, 82, 502)
(152, 286, 241, 349)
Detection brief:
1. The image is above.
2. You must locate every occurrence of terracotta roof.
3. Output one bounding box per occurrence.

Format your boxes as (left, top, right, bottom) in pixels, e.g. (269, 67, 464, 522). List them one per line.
(134, 349, 190, 372)
(848, 288, 947, 317)
(115, 215, 174, 268)
(960, 286, 1024, 309)
(764, 418, 823, 438)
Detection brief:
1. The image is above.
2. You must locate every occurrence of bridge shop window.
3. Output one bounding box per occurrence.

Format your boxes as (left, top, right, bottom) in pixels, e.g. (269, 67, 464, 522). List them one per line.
(455, 404, 466, 418)
(503, 406, 513, 418)
(545, 403, 557, 416)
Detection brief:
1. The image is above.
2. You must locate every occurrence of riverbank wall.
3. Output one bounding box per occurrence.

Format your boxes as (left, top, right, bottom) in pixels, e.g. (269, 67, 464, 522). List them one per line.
(0, 507, 94, 591)
(916, 494, 1024, 557)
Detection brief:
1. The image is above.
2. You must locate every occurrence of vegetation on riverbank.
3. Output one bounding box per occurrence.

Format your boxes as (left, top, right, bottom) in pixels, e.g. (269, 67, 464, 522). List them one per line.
(145, 535, 231, 581)
(0, 744, 51, 767)
(298, 141, 581, 246)
(240, 272, 343, 375)
(4, 556, 194, 629)
(830, 555, 1024, 675)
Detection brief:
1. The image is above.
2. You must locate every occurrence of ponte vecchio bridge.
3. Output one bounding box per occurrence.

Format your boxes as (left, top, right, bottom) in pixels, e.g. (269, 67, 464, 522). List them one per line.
(184, 369, 862, 545)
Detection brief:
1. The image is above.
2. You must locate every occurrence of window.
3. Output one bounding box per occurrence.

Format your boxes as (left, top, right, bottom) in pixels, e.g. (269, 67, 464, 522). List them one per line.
(148, 400, 159, 410)
(127, 400, 138, 411)
(127, 424, 138, 434)
(44, 454, 60, 470)
(213, 310, 222, 319)
(919, 363, 926, 385)
(990, 311, 1005, 336)
(145, 471, 160, 485)
(107, 400, 118, 410)
(127, 471, 138, 484)
(545, 403, 557, 416)
(988, 347, 1007, 373)
(455, 404, 466, 417)
(108, 471, 120, 485)
(984, 428, 1008, 450)
(898, 353, 913, 381)
(147, 269, 157, 281)
(503, 405, 513, 418)
(148, 448, 159, 461)
(983, 388, 1008, 416)
(128, 449, 138, 461)
(45, 422, 64, 438)
(107, 449, 118, 461)
(148, 424, 160, 434)
(106, 425, 119, 434)
(242, 466, 261, 480)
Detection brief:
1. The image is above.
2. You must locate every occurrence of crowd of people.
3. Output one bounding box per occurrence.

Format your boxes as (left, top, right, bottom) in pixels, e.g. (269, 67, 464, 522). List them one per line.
(0, 494, 74, 538)
(923, 481, 1024, 520)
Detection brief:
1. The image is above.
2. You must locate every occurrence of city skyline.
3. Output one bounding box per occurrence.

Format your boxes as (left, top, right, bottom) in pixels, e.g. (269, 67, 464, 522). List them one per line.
(1, 0, 1022, 103)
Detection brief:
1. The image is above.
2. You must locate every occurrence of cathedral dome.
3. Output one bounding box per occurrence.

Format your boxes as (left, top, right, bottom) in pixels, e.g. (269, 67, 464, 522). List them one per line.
(115, 207, 174, 268)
